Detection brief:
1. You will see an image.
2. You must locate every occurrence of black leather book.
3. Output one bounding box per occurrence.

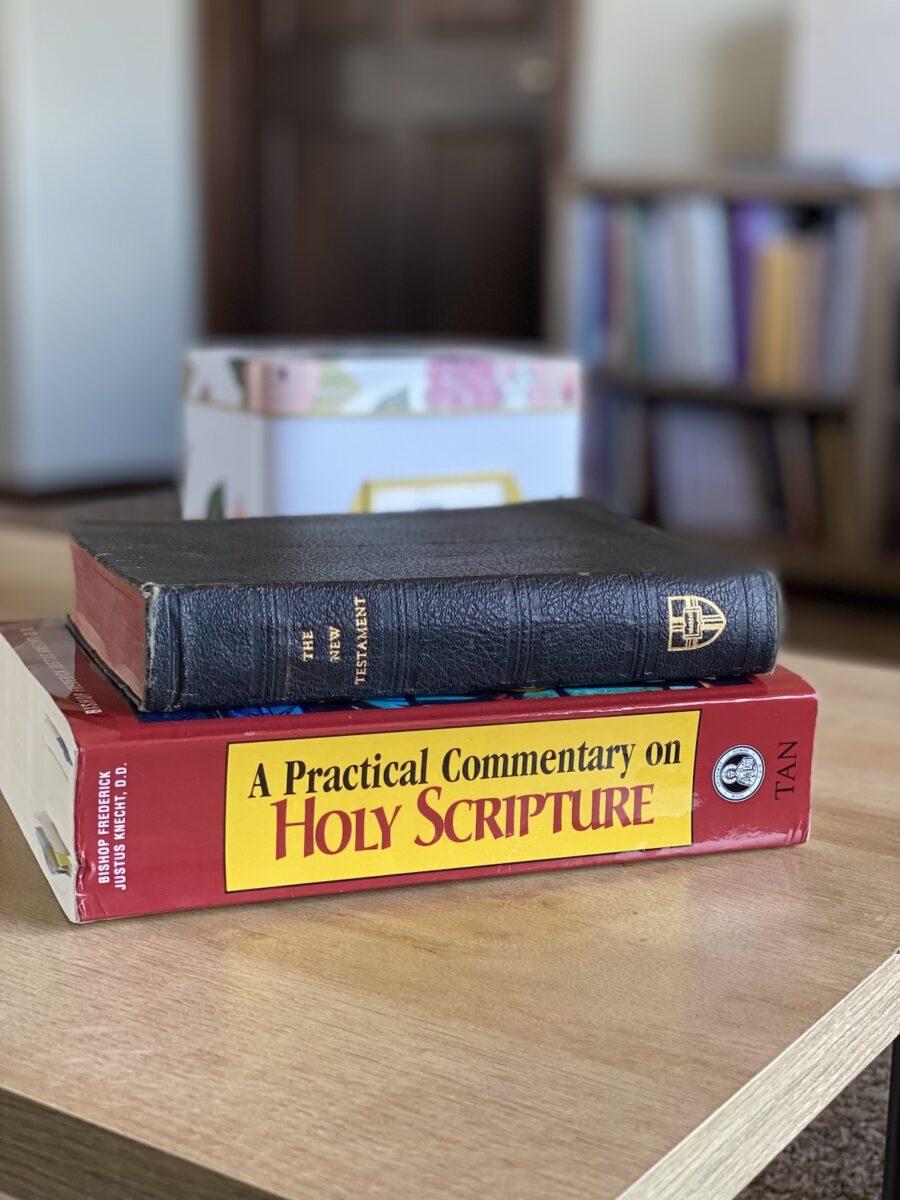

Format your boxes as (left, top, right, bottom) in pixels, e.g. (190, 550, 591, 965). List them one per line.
(70, 500, 780, 712)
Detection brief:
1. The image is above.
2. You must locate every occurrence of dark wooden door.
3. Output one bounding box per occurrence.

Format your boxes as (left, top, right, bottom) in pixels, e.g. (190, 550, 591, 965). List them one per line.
(202, 0, 571, 339)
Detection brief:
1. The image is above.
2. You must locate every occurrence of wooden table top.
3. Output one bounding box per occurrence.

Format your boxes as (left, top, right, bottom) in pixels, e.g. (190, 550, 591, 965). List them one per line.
(0, 525, 898, 1200)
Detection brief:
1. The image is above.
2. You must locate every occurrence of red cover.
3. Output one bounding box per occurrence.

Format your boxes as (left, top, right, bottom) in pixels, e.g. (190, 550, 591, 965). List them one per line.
(0, 621, 817, 922)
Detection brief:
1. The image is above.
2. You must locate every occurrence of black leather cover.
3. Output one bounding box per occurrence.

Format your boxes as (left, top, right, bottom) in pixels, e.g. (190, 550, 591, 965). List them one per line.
(71, 500, 781, 711)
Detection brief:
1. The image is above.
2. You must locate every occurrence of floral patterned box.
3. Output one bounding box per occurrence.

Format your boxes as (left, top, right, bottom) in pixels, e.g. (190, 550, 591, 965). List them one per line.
(181, 344, 582, 517)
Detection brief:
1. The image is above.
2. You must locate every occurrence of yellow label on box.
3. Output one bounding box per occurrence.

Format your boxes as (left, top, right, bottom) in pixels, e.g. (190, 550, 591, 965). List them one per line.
(224, 711, 699, 892)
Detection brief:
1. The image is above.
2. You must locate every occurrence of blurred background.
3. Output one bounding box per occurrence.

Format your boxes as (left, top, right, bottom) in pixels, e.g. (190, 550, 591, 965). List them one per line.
(0, 0, 898, 660)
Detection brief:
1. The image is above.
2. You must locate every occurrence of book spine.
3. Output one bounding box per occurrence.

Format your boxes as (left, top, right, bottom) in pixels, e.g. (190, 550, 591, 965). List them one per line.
(144, 570, 781, 711)
(730, 203, 756, 380)
(572, 200, 605, 365)
(69, 680, 816, 921)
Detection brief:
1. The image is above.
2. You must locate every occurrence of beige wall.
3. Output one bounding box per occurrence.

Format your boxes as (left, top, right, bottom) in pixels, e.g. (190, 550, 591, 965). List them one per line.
(785, 0, 900, 166)
(570, 0, 789, 172)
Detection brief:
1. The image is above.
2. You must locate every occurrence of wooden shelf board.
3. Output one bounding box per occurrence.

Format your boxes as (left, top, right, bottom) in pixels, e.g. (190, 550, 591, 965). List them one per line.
(591, 368, 852, 412)
(693, 537, 900, 595)
(565, 168, 900, 205)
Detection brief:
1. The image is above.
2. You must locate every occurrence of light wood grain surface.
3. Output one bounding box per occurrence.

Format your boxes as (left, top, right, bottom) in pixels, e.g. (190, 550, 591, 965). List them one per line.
(0, 527, 898, 1200)
(0, 525, 75, 620)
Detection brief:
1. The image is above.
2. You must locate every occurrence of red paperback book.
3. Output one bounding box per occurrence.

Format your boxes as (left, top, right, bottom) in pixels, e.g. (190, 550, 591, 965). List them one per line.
(0, 620, 816, 923)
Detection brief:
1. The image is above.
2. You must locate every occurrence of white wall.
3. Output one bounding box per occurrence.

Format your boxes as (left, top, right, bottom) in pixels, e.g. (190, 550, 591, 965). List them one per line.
(571, 0, 789, 172)
(784, 0, 900, 168)
(0, 0, 197, 490)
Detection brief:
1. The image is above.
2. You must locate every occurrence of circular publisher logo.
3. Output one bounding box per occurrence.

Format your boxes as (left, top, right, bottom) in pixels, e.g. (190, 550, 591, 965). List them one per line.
(713, 745, 765, 802)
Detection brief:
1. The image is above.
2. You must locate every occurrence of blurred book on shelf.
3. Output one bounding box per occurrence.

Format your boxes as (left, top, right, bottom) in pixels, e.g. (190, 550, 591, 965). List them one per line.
(772, 413, 820, 544)
(652, 405, 773, 540)
(570, 194, 865, 394)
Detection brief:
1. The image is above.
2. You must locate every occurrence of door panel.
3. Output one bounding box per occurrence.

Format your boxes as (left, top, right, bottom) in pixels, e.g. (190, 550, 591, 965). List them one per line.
(202, 0, 570, 338)
(261, 129, 401, 334)
(410, 0, 538, 32)
(413, 131, 540, 335)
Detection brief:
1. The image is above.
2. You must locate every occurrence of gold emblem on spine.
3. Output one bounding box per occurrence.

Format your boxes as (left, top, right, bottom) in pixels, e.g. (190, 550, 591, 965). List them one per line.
(667, 595, 727, 652)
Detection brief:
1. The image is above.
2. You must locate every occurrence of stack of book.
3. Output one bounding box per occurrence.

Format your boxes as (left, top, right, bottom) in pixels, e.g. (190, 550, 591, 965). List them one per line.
(0, 500, 817, 922)
(573, 196, 866, 391)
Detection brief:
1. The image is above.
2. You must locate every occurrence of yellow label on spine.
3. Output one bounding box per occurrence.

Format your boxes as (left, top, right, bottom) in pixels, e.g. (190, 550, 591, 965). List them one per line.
(224, 711, 699, 893)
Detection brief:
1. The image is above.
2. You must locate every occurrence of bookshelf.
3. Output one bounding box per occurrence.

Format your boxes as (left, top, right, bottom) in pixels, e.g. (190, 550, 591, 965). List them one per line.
(593, 369, 851, 413)
(550, 168, 900, 596)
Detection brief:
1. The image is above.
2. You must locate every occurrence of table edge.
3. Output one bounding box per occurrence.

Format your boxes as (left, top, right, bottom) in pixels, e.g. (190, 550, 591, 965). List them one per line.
(620, 949, 900, 1200)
